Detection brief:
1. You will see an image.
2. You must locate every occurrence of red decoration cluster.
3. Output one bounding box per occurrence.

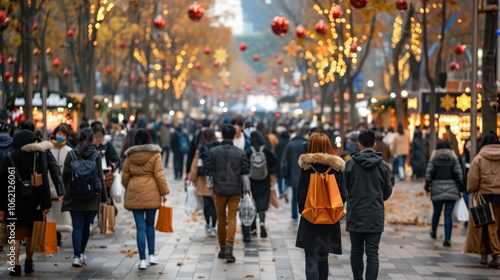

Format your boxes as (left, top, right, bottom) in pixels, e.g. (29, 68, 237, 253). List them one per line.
(272, 78, 279, 85)
(350, 42, 358, 53)
(188, 2, 204, 21)
(396, 0, 408, 11)
(7, 57, 14, 65)
(351, 0, 369, 9)
(277, 58, 283, 65)
(224, 81, 230, 88)
(120, 41, 127, 49)
(53, 58, 61, 67)
(449, 61, 459, 71)
(204, 46, 211, 55)
(295, 25, 307, 38)
(271, 15, 289, 36)
(331, 7, 343, 19)
(33, 23, 38, 31)
(315, 20, 328, 35)
(195, 62, 201, 69)
(130, 74, 137, 82)
(213, 61, 219, 68)
(4, 71, 11, 79)
(154, 16, 166, 29)
(63, 68, 71, 76)
(106, 66, 112, 74)
(455, 44, 466, 55)
(0, 11, 7, 23)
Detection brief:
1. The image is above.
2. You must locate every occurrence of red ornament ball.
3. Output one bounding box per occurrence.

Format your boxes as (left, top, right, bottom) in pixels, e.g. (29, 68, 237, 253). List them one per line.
(277, 58, 283, 65)
(188, 2, 204, 21)
(0, 11, 7, 23)
(106, 66, 112, 74)
(449, 61, 459, 71)
(154, 16, 166, 29)
(253, 54, 260, 61)
(204, 46, 211, 55)
(295, 25, 307, 38)
(331, 7, 344, 19)
(224, 81, 230, 88)
(0, 55, 3, 63)
(454, 44, 466, 55)
(315, 20, 328, 35)
(195, 62, 201, 69)
(245, 84, 252, 90)
(293, 80, 301, 88)
(351, 0, 369, 9)
(4, 71, 11, 79)
(33, 23, 38, 31)
(213, 61, 219, 68)
(130, 74, 137, 82)
(17, 69, 22, 76)
(270, 15, 289, 36)
(396, 0, 408, 11)
(165, 65, 172, 71)
(120, 41, 127, 49)
(34, 72, 40, 79)
(272, 78, 279, 85)
(7, 57, 14, 65)
(53, 58, 61, 67)
(239, 42, 247, 51)
(350, 42, 358, 53)
(67, 29, 74, 37)
(63, 68, 71, 76)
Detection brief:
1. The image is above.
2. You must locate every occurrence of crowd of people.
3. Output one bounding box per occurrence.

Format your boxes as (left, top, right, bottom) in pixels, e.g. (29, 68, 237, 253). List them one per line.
(0, 114, 499, 279)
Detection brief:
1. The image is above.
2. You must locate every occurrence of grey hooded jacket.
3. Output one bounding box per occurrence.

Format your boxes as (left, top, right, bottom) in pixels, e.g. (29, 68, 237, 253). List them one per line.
(425, 149, 463, 201)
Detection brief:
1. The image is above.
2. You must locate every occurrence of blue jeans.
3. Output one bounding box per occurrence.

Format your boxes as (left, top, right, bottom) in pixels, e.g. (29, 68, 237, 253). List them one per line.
(292, 187, 298, 220)
(162, 146, 170, 167)
(350, 232, 382, 280)
(70, 211, 95, 258)
(132, 209, 157, 260)
(431, 200, 456, 241)
(305, 249, 329, 280)
(277, 177, 289, 197)
(397, 155, 407, 179)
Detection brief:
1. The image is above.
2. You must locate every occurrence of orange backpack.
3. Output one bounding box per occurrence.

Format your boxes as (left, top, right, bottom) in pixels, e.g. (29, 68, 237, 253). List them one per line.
(302, 166, 345, 224)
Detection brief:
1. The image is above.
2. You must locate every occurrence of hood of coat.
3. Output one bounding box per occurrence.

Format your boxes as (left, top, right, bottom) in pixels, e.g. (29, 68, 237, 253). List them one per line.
(21, 140, 54, 152)
(125, 144, 162, 164)
(0, 133, 12, 148)
(478, 144, 500, 161)
(298, 153, 345, 172)
(430, 149, 457, 161)
(350, 149, 383, 170)
(74, 143, 98, 158)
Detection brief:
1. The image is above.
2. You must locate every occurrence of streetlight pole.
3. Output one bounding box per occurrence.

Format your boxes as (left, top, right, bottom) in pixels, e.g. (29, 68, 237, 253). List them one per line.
(470, 0, 479, 158)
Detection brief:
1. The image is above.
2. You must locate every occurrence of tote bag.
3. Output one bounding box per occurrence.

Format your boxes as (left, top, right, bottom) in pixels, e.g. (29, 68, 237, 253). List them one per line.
(470, 193, 496, 228)
(31, 216, 58, 253)
(156, 203, 173, 233)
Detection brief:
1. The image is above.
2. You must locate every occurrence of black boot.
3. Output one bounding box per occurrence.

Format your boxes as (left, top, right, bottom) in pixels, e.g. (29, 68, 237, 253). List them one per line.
(25, 259, 34, 274)
(242, 225, 251, 242)
(9, 265, 21, 276)
(218, 245, 226, 259)
(225, 243, 235, 263)
(57, 232, 62, 246)
(260, 224, 267, 238)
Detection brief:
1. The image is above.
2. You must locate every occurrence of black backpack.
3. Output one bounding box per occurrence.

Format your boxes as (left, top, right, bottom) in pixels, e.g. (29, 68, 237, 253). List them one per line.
(69, 150, 102, 199)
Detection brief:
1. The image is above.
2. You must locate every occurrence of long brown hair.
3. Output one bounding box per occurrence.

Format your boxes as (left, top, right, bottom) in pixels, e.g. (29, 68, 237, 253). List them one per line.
(307, 133, 334, 155)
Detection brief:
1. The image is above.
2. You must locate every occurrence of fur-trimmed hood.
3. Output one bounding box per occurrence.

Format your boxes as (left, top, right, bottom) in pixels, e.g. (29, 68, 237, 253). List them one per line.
(298, 153, 345, 172)
(430, 148, 457, 160)
(21, 140, 54, 152)
(124, 144, 162, 156)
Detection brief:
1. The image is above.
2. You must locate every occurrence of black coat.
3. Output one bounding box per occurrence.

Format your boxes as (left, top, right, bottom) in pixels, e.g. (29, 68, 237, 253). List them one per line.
(206, 140, 250, 196)
(245, 144, 278, 211)
(0, 131, 52, 228)
(345, 149, 393, 233)
(295, 153, 347, 254)
(96, 141, 121, 171)
(170, 130, 189, 155)
(186, 129, 202, 175)
(274, 138, 288, 178)
(281, 135, 307, 189)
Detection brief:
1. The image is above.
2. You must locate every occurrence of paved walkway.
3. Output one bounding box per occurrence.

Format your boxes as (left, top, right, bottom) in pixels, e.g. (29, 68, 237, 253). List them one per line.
(1, 167, 499, 280)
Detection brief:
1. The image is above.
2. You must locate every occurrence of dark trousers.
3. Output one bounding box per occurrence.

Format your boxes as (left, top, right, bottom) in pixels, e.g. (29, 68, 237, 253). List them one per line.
(305, 249, 329, 280)
(350, 231, 382, 280)
(70, 211, 95, 258)
(173, 152, 184, 179)
(431, 199, 456, 240)
(243, 210, 266, 237)
(162, 145, 170, 167)
(203, 196, 217, 228)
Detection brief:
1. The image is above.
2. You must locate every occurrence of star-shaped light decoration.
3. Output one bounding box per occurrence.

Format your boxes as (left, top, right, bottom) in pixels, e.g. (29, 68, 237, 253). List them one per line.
(316, 44, 329, 58)
(456, 93, 471, 112)
(213, 47, 229, 65)
(218, 66, 230, 81)
(283, 41, 302, 57)
(440, 94, 455, 111)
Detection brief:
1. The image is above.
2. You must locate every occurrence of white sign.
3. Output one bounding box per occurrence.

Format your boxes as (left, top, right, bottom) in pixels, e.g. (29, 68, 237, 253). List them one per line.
(14, 92, 67, 107)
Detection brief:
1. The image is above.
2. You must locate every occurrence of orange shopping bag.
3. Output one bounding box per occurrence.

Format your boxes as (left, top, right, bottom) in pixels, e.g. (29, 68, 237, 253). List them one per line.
(156, 203, 173, 233)
(30, 215, 58, 253)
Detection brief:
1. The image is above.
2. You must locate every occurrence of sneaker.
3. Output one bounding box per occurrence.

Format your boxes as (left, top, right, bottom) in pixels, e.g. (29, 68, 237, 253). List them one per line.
(480, 253, 488, 265)
(290, 218, 298, 223)
(205, 224, 211, 233)
(81, 253, 87, 264)
(138, 259, 148, 270)
(488, 257, 500, 268)
(210, 228, 217, 237)
(149, 255, 158, 265)
(72, 256, 85, 267)
(443, 240, 451, 247)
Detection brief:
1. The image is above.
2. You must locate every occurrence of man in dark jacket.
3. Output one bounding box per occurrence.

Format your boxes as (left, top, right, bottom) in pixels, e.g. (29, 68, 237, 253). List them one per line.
(280, 125, 309, 221)
(170, 125, 189, 180)
(345, 130, 393, 280)
(205, 124, 250, 263)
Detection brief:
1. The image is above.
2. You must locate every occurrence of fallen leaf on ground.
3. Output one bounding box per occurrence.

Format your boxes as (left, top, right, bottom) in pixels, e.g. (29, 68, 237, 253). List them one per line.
(198, 276, 205, 279)
(65, 256, 70, 259)
(100, 245, 107, 248)
(260, 268, 265, 271)
(400, 245, 404, 249)
(177, 261, 183, 266)
(159, 272, 164, 275)
(54, 263, 58, 266)
(245, 275, 255, 278)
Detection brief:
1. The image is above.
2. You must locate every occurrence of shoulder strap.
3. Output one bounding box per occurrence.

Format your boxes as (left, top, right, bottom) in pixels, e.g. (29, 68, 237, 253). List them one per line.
(250, 146, 256, 153)
(91, 151, 99, 161)
(309, 166, 332, 175)
(7, 152, 24, 183)
(33, 151, 37, 174)
(259, 146, 265, 152)
(69, 150, 77, 161)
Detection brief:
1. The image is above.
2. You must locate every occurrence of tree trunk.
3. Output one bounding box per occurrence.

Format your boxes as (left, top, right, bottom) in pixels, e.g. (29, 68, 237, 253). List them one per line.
(21, 0, 36, 120)
(482, 0, 498, 134)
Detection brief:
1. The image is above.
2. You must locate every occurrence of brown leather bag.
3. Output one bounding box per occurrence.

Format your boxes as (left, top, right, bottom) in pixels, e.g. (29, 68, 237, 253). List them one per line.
(104, 171, 114, 188)
(31, 152, 43, 187)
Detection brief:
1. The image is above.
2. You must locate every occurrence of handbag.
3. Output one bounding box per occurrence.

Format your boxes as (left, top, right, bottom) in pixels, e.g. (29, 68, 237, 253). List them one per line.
(185, 180, 203, 214)
(452, 197, 469, 222)
(31, 152, 43, 187)
(156, 203, 173, 233)
(470, 193, 496, 228)
(100, 205, 116, 234)
(30, 215, 58, 253)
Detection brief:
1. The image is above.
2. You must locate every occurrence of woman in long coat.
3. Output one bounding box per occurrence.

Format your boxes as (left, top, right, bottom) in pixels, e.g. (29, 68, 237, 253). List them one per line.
(243, 131, 277, 241)
(1, 130, 52, 276)
(296, 133, 346, 280)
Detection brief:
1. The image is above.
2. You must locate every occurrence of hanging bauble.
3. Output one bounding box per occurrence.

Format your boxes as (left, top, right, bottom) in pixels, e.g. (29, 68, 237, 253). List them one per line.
(272, 78, 278, 85)
(53, 58, 61, 67)
(119, 41, 127, 49)
(454, 44, 466, 55)
(396, 0, 408, 11)
(17, 69, 22, 76)
(239, 42, 247, 51)
(7, 57, 14, 64)
(0, 11, 6, 23)
(204, 46, 212, 55)
(34, 72, 40, 79)
(331, 7, 343, 19)
(46, 47, 53, 55)
(449, 61, 459, 71)
(350, 42, 358, 53)
(188, 2, 204, 21)
(33, 23, 38, 31)
(33, 48, 41, 56)
(67, 29, 74, 37)
(63, 68, 71, 76)
(253, 54, 260, 61)
(277, 58, 283, 65)
(165, 65, 172, 71)
(195, 62, 201, 69)
(351, 0, 369, 9)
(4, 71, 11, 79)
(213, 61, 219, 67)
(0, 55, 3, 63)
(295, 25, 307, 38)
(245, 84, 252, 90)
(293, 80, 301, 88)
(270, 15, 289, 36)
(315, 20, 328, 35)
(224, 80, 230, 88)
(130, 74, 137, 82)
(106, 66, 112, 74)
(153, 16, 166, 29)
(131, 63, 137, 70)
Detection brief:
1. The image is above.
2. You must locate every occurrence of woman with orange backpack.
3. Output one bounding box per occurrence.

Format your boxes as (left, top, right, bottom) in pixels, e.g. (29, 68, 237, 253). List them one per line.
(295, 133, 347, 280)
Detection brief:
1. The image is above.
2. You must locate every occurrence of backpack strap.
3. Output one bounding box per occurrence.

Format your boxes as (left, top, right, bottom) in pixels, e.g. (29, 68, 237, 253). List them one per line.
(90, 151, 99, 161)
(259, 146, 265, 152)
(310, 166, 332, 178)
(69, 150, 77, 161)
(250, 146, 256, 153)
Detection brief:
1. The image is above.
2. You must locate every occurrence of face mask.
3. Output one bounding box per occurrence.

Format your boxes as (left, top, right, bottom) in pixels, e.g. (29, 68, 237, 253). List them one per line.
(55, 136, 65, 143)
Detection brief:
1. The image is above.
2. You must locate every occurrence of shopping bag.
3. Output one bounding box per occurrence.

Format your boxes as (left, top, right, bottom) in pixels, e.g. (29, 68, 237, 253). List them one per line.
(239, 193, 257, 226)
(156, 204, 173, 233)
(30, 217, 58, 253)
(110, 170, 123, 203)
(100, 205, 116, 234)
(268, 184, 279, 210)
(185, 180, 203, 214)
(470, 193, 496, 228)
(452, 197, 469, 222)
